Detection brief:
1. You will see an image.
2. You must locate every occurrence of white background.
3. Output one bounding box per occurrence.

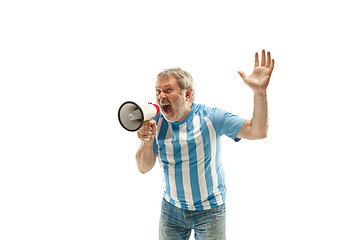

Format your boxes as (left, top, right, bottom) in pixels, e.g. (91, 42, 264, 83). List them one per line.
(1, 0, 359, 239)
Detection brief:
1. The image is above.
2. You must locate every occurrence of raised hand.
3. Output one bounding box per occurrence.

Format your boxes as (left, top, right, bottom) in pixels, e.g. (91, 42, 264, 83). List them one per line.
(238, 49, 275, 94)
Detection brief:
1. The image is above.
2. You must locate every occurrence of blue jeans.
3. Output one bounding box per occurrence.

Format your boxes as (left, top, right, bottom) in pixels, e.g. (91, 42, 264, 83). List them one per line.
(159, 199, 226, 240)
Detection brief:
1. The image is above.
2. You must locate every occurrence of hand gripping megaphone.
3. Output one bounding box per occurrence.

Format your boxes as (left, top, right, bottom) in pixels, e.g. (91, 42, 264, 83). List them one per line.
(118, 101, 160, 131)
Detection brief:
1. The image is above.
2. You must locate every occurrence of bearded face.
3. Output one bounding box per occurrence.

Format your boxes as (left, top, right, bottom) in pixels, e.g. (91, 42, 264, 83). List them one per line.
(159, 91, 188, 122)
(155, 76, 192, 123)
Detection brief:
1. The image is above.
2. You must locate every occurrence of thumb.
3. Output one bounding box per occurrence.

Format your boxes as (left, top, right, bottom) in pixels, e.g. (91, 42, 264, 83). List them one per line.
(238, 71, 247, 81)
(148, 119, 156, 127)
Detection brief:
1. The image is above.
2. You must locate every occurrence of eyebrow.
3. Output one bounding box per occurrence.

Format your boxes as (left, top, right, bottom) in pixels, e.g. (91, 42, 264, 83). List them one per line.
(155, 84, 173, 89)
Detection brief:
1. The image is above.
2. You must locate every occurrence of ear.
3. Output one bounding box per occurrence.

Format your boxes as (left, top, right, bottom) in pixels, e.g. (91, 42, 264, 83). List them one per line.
(185, 88, 192, 101)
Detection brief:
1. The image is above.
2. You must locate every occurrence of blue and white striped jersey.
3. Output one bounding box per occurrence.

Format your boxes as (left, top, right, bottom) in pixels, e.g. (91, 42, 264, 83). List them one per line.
(153, 103, 246, 210)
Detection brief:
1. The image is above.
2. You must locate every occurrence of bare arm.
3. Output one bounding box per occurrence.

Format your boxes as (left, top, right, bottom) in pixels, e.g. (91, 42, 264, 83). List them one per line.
(135, 120, 157, 174)
(237, 49, 274, 140)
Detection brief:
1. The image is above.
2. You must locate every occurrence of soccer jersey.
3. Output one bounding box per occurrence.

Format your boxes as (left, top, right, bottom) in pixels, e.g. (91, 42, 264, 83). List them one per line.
(152, 103, 246, 210)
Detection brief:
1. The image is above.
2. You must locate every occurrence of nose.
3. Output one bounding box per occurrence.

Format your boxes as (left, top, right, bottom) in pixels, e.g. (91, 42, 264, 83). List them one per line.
(158, 91, 167, 101)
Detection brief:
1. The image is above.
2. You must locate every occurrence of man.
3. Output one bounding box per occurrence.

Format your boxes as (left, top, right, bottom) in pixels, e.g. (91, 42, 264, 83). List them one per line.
(136, 50, 275, 239)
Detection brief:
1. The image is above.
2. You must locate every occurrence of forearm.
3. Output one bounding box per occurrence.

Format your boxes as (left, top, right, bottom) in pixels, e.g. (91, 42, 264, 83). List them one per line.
(250, 91, 268, 139)
(237, 49, 273, 140)
(135, 141, 156, 174)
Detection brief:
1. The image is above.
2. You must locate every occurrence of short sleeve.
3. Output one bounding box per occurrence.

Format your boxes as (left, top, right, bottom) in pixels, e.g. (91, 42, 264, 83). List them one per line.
(213, 108, 246, 141)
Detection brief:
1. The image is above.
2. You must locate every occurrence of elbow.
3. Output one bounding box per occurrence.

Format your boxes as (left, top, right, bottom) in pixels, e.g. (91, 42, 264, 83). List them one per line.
(258, 129, 268, 139)
(136, 161, 150, 174)
(256, 125, 268, 139)
(243, 120, 268, 140)
(136, 156, 153, 174)
(259, 128, 268, 139)
(252, 134, 267, 140)
(259, 132, 267, 139)
(251, 130, 268, 140)
(138, 167, 150, 174)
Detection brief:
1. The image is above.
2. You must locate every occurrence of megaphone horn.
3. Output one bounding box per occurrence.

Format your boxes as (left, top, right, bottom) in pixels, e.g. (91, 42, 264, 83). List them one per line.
(118, 101, 160, 131)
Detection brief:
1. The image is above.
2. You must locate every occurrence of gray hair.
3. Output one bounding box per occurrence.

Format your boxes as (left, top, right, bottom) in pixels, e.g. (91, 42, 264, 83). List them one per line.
(157, 67, 195, 103)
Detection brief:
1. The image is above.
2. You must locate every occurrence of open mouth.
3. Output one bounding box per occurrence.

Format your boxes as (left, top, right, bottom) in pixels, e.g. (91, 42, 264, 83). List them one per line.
(161, 104, 172, 114)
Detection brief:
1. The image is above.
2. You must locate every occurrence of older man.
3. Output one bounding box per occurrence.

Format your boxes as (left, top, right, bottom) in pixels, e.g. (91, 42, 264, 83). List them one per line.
(136, 50, 274, 240)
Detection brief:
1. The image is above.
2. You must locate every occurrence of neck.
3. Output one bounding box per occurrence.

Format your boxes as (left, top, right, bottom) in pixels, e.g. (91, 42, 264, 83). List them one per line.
(175, 102, 193, 122)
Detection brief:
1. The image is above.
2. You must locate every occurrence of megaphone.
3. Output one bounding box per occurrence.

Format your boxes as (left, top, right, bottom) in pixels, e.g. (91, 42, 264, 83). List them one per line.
(118, 101, 160, 131)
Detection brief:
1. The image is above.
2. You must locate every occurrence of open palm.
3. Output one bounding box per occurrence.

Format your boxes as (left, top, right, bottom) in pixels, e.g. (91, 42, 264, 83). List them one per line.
(238, 50, 275, 93)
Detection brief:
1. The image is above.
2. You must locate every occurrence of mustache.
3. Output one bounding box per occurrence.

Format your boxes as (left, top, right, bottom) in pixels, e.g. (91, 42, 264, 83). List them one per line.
(160, 100, 171, 105)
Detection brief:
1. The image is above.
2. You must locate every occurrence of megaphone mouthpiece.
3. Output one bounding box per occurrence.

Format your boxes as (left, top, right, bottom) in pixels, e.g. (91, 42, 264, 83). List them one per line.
(118, 101, 160, 131)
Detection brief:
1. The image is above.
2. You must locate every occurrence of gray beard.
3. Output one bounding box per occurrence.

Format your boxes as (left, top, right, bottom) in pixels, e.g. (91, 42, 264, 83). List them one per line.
(162, 95, 187, 122)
